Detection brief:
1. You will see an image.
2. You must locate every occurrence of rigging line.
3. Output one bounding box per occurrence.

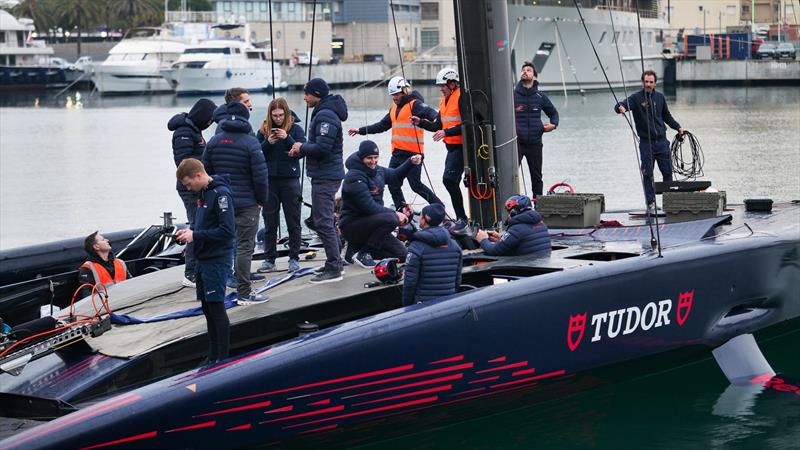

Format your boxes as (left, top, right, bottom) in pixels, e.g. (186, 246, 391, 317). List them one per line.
(572, 0, 658, 253)
(360, 22, 368, 135)
(552, 19, 586, 97)
(268, 0, 275, 99)
(635, 0, 663, 257)
(300, 0, 318, 199)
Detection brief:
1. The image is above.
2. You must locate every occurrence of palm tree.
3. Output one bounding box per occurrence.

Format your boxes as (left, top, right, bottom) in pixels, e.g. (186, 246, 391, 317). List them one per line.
(112, 0, 162, 31)
(11, 0, 56, 33)
(58, 0, 102, 56)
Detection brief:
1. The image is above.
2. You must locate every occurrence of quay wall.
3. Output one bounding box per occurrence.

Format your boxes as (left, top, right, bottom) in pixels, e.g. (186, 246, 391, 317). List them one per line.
(676, 60, 800, 85)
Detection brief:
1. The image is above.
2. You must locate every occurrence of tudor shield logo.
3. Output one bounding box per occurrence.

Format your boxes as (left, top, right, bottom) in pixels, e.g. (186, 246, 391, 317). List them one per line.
(567, 312, 587, 352)
(676, 290, 694, 326)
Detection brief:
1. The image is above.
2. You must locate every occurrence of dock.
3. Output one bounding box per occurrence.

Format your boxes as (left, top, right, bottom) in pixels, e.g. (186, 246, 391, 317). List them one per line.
(676, 59, 800, 85)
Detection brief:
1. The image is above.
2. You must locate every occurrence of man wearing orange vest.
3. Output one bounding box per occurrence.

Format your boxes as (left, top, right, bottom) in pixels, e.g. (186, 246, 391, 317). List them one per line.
(78, 231, 129, 296)
(411, 67, 467, 226)
(348, 76, 442, 210)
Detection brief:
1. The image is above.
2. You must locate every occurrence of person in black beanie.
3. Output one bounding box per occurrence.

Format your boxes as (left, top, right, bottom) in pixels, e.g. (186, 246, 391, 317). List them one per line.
(402, 203, 462, 306)
(288, 77, 349, 284)
(339, 140, 420, 268)
(168, 98, 217, 287)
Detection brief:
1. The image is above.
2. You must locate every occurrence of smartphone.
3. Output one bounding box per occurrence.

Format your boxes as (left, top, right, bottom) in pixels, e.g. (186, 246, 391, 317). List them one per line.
(271, 128, 280, 134)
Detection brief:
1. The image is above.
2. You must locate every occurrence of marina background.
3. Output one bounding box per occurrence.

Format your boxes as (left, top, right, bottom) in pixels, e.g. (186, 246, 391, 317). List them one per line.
(1, 84, 798, 250)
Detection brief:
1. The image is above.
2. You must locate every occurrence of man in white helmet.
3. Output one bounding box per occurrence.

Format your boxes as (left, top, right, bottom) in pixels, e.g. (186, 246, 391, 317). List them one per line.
(411, 67, 467, 227)
(348, 76, 441, 210)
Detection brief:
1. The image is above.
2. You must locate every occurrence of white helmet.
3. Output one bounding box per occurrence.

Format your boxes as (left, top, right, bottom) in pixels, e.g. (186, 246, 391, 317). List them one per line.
(435, 67, 459, 85)
(387, 76, 409, 95)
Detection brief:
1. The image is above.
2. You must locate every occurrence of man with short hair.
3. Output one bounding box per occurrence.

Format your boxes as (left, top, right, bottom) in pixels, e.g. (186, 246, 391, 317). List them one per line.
(339, 140, 418, 267)
(347, 76, 441, 209)
(514, 62, 559, 198)
(224, 87, 253, 111)
(204, 101, 269, 303)
(475, 194, 551, 257)
(169, 98, 217, 287)
(78, 232, 129, 296)
(402, 203, 463, 307)
(175, 158, 236, 364)
(614, 70, 685, 208)
(288, 77, 348, 283)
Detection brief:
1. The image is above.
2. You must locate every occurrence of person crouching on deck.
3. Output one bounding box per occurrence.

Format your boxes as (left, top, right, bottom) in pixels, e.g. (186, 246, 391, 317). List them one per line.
(475, 195, 551, 257)
(175, 158, 236, 364)
(402, 203, 463, 307)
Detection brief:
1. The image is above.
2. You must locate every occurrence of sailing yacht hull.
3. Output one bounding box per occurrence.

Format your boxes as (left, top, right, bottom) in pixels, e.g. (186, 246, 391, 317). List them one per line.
(3, 205, 798, 449)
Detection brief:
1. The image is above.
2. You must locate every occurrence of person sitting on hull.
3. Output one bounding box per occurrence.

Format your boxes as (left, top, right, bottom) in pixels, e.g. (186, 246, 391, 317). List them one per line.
(347, 76, 442, 210)
(78, 231, 129, 297)
(339, 140, 417, 267)
(402, 203, 463, 307)
(475, 195, 551, 257)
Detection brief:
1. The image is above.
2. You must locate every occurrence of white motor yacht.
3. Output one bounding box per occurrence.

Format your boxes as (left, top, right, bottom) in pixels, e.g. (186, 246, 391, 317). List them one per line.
(92, 27, 187, 94)
(161, 24, 282, 94)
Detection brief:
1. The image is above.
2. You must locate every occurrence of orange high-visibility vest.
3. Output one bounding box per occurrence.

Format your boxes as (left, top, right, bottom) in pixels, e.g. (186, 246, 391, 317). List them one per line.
(390, 99, 424, 154)
(81, 259, 127, 286)
(439, 87, 463, 145)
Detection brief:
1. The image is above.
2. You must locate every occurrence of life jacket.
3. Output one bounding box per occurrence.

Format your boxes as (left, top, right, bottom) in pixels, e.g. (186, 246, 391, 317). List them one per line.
(390, 99, 424, 154)
(81, 259, 127, 286)
(439, 88, 463, 145)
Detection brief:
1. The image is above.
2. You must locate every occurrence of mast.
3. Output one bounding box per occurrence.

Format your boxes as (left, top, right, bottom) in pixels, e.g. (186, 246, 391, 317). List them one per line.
(453, 0, 518, 228)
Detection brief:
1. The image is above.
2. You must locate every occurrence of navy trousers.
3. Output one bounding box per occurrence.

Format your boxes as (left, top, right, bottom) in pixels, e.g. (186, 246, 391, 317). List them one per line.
(518, 142, 543, 197)
(340, 212, 407, 262)
(262, 177, 302, 263)
(443, 143, 467, 221)
(311, 178, 343, 273)
(388, 150, 442, 209)
(639, 137, 672, 205)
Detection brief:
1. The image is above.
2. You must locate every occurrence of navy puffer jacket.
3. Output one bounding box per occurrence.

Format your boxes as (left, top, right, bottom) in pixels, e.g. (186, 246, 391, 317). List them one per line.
(339, 152, 414, 228)
(256, 112, 306, 178)
(203, 102, 269, 208)
(403, 226, 463, 306)
(514, 80, 559, 145)
(480, 210, 551, 257)
(169, 113, 206, 193)
(300, 94, 348, 180)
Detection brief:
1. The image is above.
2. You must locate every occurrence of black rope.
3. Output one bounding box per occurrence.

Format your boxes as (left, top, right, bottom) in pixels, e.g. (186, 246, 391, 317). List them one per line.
(268, 0, 275, 99)
(670, 131, 704, 180)
(299, 0, 318, 202)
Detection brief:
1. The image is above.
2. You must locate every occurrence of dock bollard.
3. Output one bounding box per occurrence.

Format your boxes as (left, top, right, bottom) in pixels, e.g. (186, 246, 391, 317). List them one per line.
(297, 321, 319, 336)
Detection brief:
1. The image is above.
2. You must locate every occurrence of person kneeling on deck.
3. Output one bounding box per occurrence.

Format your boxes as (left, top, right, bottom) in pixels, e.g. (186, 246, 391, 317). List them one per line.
(475, 195, 551, 257)
(402, 204, 463, 307)
(78, 231, 129, 297)
(175, 158, 236, 364)
(339, 140, 418, 267)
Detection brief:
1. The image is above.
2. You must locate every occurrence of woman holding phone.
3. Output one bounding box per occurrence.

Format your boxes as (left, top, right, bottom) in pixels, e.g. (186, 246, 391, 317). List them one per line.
(256, 98, 306, 273)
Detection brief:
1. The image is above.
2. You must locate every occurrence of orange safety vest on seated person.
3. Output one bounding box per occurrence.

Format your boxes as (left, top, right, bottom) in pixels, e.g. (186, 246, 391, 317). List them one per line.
(390, 99, 425, 154)
(439, 87, 463, 145)
(81, 259, 127, 286)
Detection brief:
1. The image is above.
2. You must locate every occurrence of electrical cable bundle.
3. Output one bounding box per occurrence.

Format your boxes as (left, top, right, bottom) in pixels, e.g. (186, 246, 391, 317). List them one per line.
(670, 130, 704, 180)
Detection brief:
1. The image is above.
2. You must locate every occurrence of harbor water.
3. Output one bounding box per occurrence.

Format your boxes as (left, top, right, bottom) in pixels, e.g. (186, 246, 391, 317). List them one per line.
(0, 85, 799, 448)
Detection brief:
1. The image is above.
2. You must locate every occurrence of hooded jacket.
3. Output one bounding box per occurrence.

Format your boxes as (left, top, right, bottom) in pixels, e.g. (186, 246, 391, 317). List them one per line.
(203, 102, 269, 208)
(256, 112, 306, 178)
(300, 94, 348, 180)
(613, 89, 681, 142)
(339, 152, 414, 228)
(193, 175, 236, 262)
(77, 251, 127, 297)
(480, 210, 551, 257)
(169, 113, 206, 193)
(356, 90, 439, 137)
(402, 226, 463, 306)
(514, 80, 559, 146)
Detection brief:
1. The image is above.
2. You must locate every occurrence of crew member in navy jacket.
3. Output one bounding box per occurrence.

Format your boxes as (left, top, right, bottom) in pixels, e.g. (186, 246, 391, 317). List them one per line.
(256, 98, 306, 274)
(169, 98, 217, 287)
(339, 140, 419, 267)
(514, 62, 559, 198)
(475, 195, 551, 257)
(288, 78, 348, 284)
(402, 203, 463, 307)
(614, 70, 685, 207)
(175, 159, 235, 364)
(203, 102, 269, 303)
(347, 76, 441, 209)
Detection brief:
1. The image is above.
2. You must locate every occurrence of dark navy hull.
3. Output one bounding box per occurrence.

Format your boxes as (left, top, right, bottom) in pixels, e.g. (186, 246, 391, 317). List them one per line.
(3, 205, 798, 449)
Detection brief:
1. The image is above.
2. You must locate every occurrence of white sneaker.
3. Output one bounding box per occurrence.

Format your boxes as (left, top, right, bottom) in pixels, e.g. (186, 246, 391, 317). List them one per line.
(182, 277, 196, 288)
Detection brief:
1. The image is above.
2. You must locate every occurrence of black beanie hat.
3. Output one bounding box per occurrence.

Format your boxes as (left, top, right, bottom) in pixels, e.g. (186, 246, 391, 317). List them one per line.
(357, 140, 379, 159)
(187, 98, 217, 129)
(304, 78, 330, 98)
(421, 203, 446, 227)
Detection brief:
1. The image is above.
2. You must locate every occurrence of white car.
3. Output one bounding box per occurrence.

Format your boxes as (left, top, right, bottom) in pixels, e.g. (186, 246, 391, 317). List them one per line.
(69, 56, 94, 72)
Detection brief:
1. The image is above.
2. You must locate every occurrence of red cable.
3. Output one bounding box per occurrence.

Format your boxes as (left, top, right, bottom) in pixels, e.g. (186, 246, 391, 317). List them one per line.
(0, 319, 96, 358)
